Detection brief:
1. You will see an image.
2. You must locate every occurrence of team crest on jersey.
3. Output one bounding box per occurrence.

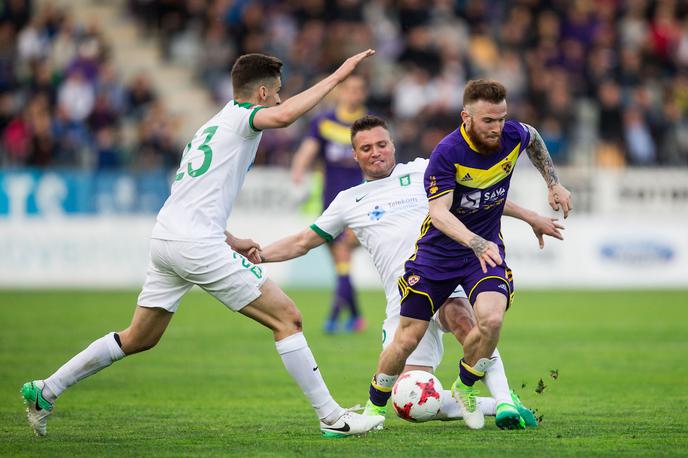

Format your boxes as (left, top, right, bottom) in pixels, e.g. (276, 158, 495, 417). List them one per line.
(369, 205, 385, 221)
(428, 176, 438, 195)
(501, 162, 513, 174)
(408, 275, 420, 286)
(399, 174, 411, 187)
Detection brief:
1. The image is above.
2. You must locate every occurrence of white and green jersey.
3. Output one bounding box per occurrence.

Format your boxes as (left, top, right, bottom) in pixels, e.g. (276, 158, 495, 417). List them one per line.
(152, 101, 265, 242)
(312, 158, 446, 317)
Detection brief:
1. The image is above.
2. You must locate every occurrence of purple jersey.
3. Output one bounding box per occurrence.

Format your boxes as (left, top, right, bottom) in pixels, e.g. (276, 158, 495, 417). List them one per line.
(408, 120, 531, 280)
(308, 108, 366, 207)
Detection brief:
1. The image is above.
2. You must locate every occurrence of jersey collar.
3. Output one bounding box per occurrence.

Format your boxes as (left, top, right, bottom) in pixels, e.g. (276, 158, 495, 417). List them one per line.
(232, 100, 255, 109)
(460, 123, 480, 153)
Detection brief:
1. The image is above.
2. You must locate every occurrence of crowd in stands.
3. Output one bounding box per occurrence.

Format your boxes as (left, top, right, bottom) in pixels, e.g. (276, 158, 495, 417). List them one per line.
(0, 0, 180, 170)
(129, 0, 688, 168)
(2, 0, 687, 171)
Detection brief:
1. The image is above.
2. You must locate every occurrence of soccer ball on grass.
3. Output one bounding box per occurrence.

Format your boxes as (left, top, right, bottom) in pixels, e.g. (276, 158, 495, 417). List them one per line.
(391, 370, 443, 422)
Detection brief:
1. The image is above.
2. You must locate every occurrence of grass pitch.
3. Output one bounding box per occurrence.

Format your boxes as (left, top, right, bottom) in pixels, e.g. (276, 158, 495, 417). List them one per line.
(1, 289, 687, 457)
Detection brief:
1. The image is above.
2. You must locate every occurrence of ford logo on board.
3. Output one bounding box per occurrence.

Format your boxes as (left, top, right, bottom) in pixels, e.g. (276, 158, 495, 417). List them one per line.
(600, 240, 674, 264)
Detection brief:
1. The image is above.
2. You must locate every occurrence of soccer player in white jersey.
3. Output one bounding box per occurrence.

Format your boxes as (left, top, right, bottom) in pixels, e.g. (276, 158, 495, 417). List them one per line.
(20, 50, 385, 438)
(256, 115, 564, 429)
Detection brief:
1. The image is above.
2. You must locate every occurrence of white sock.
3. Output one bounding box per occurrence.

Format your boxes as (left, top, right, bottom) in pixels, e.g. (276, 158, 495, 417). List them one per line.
(483, 348, 511, 405)
(43, 332, 125, 401)
(275, 332, 344, 423)
(436, 390, 497, 420)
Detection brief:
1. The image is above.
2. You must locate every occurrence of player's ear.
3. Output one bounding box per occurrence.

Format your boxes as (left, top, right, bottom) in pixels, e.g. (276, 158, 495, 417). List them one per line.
(258, 85, 267, 102)
(351, 148, 359, 163)
(460, 109, 471, 126)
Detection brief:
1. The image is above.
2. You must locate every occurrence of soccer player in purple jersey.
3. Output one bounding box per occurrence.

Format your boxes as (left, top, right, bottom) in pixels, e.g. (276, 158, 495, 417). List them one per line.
(291, 75, 369, 333)
(367, 80, 572, 430)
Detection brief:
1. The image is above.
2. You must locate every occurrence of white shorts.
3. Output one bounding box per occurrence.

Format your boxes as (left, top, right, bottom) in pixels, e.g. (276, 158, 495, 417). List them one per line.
(137, 239, 267, 313)
(381, 285, 467, 370)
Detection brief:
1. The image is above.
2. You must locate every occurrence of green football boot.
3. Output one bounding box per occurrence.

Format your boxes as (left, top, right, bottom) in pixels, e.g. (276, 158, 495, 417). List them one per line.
(451, 379, 484, 429)
(21, 381, 54, 436)
(495, 402, 526, 430)
(510, 389, 538, 427)
(362, 400, 386, 430)
(363, 399, 387, 416)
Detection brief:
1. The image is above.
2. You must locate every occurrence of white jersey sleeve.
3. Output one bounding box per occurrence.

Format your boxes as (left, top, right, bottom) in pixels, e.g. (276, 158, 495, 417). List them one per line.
(310, 192, 348, 242)
(228, 102, 265, 138)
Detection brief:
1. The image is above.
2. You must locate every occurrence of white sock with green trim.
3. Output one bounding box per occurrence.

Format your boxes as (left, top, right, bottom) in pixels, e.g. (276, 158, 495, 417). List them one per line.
(483, 349, 512, 405)
(275, 332, 344, 423)
(44, 332, 125, 401)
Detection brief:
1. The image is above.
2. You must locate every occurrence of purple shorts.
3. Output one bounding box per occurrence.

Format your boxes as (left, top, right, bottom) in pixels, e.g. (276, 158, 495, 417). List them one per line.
(398, 257, 515, 321)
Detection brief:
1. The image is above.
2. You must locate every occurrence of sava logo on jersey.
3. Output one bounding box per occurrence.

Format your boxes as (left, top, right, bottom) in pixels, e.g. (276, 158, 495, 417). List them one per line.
(459, 186, 506, 211)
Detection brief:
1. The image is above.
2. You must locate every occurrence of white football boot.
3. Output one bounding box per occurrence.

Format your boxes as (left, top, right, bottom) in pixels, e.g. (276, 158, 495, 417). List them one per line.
(451, 379, 485, 429)
(21, 380, 54, 436)
(320, 411, 384, 437)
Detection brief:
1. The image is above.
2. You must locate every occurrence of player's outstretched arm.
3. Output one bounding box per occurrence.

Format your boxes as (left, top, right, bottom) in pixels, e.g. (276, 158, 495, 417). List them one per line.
(429, 192, 502, 273)
(502, 200, 564, 249)
(523, 124, 573, 218)
(259, 228, 326, 263)
(291, 138, 319, 184)
(253, 49, 375, 130)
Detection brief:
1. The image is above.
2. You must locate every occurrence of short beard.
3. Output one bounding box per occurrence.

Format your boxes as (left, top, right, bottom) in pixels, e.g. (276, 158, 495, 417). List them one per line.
(466, 124, 501, 154)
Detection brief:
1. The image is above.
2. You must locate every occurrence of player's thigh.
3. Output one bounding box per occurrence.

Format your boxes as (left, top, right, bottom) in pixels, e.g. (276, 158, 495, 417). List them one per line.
(464, 260, 511, 328)
(240, 279, 302, 336)
(437, 297, 476, 344)
(384, 314, 444, 371)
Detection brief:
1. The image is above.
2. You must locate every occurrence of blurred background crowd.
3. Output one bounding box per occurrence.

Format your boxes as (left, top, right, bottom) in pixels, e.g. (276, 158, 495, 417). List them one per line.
(2, 0, 688, 171)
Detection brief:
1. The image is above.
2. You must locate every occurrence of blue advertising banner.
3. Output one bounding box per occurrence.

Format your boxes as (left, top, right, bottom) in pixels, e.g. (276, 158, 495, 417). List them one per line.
(0, 169, 171, 216)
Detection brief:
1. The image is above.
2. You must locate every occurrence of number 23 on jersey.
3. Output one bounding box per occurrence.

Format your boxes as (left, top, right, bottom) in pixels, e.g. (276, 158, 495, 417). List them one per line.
(175, 125, 218, 181)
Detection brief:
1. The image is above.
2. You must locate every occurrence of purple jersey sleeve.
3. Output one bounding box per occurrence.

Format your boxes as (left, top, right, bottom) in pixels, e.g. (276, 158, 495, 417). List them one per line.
(509, 120, 531, 153)
(424, 144, 457, 201)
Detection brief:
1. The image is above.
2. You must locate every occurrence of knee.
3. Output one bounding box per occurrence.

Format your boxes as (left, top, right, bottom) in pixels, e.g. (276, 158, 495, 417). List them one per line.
(478, 312, 504, 337)
(118, 330, 160, 355)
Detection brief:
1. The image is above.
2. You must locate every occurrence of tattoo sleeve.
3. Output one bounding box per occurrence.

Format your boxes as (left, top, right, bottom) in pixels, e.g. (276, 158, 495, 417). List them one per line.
(469, 235, 489, 255)
(525, 124, 559, 187)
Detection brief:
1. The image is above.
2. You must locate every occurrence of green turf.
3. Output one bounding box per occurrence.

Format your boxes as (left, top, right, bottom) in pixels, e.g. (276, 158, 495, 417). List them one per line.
(1, 289, 687, 457)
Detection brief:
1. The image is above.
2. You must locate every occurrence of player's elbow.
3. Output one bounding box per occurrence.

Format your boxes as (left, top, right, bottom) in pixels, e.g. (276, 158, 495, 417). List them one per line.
(271, 107, 296, 128)
(428, 207, 447, 231)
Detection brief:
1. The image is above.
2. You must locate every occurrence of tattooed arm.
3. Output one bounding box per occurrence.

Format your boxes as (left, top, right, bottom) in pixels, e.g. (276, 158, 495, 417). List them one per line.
(523, 124, 573, 218)
(428, 192, 502, 273)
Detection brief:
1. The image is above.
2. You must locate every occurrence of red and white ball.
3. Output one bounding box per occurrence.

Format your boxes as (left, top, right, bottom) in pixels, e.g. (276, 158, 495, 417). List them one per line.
(391, 370, 443, 422)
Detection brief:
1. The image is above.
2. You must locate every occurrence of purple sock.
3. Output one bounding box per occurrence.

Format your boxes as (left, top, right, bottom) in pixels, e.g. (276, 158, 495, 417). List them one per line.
(459, 358, 483, 386)
(328, 297, 343, 322)
(369, 383, 391, 407)
(336, 274, 359, 318)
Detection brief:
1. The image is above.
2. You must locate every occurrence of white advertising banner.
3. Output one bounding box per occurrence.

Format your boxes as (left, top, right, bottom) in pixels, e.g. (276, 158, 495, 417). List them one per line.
(0, 214, 686, 289)
(0, 167, 686, 289)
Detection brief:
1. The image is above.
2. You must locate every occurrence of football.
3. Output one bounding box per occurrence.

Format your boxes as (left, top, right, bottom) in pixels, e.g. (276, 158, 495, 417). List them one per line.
(391, 370, 443, 422)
